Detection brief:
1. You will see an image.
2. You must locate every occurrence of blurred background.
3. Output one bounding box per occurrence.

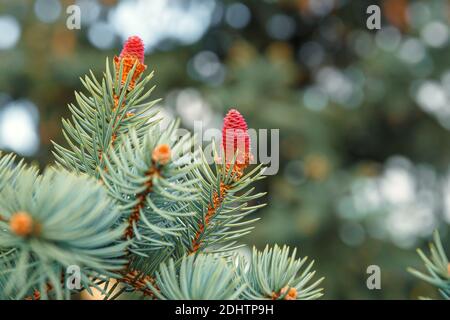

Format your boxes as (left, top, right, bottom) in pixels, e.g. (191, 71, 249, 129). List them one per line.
(0, 0, 449, 299)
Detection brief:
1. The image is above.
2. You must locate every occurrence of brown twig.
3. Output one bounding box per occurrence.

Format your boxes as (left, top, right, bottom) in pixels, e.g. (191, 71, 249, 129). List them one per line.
(189, 159, 250, 254)
(124, 166, 160, 239)
(121, 270, 158, 298)
(118, 165, 161, 297)
(97, 94, 125, 171)
(190, 182, 230, 254)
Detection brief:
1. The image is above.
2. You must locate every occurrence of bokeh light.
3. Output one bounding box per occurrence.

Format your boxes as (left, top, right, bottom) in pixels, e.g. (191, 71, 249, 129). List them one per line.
(0, 15, 21, 50)
(421, 21, 449, 48)
(225, 2, 251, 29)
(375, 26, 402, 51)
(88, 22, 117, 49)
(34, 0, 62, 23)
(266, 14, 296, 40)
(76, 0, 102, 26)
(188, 50, 226, 86)
(0, 100, 39, 156)
(110, 0, 216, 51)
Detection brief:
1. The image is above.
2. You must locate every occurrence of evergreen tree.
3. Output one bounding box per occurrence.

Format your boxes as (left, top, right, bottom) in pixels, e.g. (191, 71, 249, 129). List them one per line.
(0, 36, 323, 300)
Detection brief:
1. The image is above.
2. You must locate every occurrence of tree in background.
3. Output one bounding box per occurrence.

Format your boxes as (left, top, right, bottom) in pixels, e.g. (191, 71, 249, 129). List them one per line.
(0, 0, 449, 299)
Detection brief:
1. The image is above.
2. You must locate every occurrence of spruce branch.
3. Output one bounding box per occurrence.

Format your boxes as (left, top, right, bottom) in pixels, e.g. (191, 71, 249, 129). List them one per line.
(0, 152, 26, 194)
(0, 168, 128, 299)
(184, 149, 266, 256)
(236, 245, 324, 300)
(121, 269, 157, 298)
(100, 121, 198, 257)
(408, 230, 450, 299)
(147, 254, 246, 300)
(52, 53, 159, 178)
(183, 110, 266, 256)
(0, 35, 326, 300)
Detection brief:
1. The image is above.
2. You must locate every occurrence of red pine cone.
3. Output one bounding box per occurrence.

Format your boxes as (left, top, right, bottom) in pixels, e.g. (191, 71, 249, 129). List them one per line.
(222, 109, 250, 162)
(119, 36, 145, 63)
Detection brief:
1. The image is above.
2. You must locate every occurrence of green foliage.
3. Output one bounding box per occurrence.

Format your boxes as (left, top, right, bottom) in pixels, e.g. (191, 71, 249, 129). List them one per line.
(179, 147, 267, 256)
(0, 153, 25, 192)
(237, 245, 324, 300)
(0, 50, 324, 300)
(52, 58, 159, 178)
(409, 231, 450, 299)
(147, 245, 324, 300)
(0, 168, 127, 299)
(100, 122, 198, 256)
(148, 254, 245, 300)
